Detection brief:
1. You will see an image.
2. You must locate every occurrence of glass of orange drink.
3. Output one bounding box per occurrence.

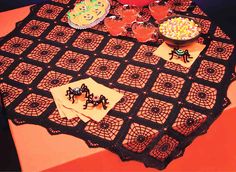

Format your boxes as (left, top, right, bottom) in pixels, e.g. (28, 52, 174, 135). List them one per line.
(104, 16, 127, 36)
(118, 4, 140, 25)
(132, 22, 157, 42)
(149, 0, 170, 24)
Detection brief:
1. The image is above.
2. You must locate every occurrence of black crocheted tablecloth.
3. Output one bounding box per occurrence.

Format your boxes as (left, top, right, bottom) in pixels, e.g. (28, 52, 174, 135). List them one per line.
(0, 0, 236, 170)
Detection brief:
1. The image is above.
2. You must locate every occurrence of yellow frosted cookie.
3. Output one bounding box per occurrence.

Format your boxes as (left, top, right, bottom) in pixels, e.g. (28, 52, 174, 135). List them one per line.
(74, 2, 87, 13)
(69, 15, 81, 25)
(67, 10, 77, 19)
(78, 12, 97, 26)
(94, 0, 109, 10)
(84, 0, 93, 6)
(85, 0, 108, 10)
(91, 7, 106, 18)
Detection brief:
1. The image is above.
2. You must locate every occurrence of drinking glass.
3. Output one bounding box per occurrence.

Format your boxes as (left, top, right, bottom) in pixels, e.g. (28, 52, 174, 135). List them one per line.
(104, 16, 127, 36)
(132, 22, 157, 42)
(149, 0, 170, 24)
(118, 4, 140, 25)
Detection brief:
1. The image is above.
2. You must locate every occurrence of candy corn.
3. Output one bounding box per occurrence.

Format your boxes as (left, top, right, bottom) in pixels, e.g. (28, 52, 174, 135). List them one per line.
(159, 17, 201, 40)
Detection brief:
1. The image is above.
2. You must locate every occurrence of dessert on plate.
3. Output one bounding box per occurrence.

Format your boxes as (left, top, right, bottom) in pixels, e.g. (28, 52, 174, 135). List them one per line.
(68, 0, 110, 29)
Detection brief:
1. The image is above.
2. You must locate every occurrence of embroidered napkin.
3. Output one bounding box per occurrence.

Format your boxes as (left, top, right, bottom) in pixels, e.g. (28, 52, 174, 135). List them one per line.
(50, 78, 123, 122)
(154, 42, 206, 68)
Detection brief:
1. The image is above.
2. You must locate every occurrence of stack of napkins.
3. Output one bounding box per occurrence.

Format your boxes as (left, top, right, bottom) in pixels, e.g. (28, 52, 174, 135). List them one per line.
(50, 78, 123, 122)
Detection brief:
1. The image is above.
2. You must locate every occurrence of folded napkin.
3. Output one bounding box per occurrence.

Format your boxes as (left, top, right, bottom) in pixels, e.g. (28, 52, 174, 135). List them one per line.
(50, 78, 123, 122)
(55, 98, 90, 122)
(154, 42, 206, 68)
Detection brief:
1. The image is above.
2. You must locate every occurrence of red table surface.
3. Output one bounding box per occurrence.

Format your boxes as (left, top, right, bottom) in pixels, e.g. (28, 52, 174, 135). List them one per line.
(1, 5, 236, 172)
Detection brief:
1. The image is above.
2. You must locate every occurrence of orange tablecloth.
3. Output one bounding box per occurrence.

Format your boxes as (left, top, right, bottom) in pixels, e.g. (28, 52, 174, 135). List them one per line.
(1, 6, 236, 172)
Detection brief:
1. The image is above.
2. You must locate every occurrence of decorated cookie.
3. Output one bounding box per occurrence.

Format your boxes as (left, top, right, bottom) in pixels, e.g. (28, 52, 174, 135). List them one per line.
(68, 13, 80, 24)
(74, 1, 87, 13)
(92, 0, 109, 9)
(79, 12, 97, 25)
(91, 7, 105, 18)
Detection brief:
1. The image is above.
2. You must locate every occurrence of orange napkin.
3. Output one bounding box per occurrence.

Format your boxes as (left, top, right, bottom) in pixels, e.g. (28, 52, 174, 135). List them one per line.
(50, 78, 123, 122)
(154, 42, 206, 68)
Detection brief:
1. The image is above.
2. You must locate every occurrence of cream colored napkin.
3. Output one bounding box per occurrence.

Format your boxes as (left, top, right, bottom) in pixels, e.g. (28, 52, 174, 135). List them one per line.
(154, 42, 206, 68)
(50, 78, 123, 122)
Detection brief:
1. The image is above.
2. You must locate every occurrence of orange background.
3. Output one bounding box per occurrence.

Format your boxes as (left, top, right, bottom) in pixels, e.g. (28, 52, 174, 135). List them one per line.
(1, 6, 236, 172)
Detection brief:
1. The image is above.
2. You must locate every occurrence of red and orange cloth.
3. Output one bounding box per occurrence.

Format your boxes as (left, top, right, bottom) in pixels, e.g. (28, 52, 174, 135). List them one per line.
(50, 78, 123, 122)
